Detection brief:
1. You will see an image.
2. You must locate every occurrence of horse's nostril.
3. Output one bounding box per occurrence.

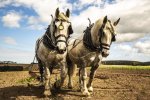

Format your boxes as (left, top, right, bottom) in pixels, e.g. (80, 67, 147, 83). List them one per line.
(56, 47, 59, 50)
(102, 52, 109, 57)
(64, 48, 66, 52)
(58, 49, 66, 54)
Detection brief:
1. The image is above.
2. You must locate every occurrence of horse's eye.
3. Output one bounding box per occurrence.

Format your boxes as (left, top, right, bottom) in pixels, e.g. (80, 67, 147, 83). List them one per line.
(106, 27, 109, 30)
(61, 19, 65, 22)
(55, 19, 59, 22)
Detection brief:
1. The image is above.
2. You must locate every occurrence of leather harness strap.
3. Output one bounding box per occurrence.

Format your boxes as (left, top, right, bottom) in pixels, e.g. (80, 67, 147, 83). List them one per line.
(43, 19, 71, 50)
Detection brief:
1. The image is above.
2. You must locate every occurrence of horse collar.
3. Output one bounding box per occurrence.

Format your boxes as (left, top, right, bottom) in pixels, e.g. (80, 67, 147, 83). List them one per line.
(83, 24, 102, 52)
(43, 25, 57, 50)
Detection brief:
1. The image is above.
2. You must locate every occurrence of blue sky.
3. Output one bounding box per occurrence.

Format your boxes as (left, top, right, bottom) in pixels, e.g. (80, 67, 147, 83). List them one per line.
(0, 0, 150, 63)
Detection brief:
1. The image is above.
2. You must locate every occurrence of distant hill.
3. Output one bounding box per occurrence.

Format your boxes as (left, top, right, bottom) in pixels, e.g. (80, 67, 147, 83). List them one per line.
(102, 60, 150, 66)
(0, 60, 150, 71)
(0, 61, 17, 64)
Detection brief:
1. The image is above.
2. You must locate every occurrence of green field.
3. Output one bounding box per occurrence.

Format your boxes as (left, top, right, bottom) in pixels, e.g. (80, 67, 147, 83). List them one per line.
(100, 65, 150, 70)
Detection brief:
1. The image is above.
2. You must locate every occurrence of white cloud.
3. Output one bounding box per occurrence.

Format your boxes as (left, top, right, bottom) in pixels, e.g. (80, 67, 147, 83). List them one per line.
(1, 0, 150, 34)
(27, 16, 39, 25)
(134, 40, 150, 54)
(73, 0, 97, 10)
(0, 0, 73, 28)
(3, 37, 17, 45)
(27, 16, 45, 30)
(0, 0, 150, 56)
(13, 0, 72, 23)
(116, 33, 145, 43)
(0, 0, 12, 8)
(71, 0, 150, 36)
(117, 44, 137, 52)
(79, 0, 96, 5)
(116, 39, 150, 55)
(2, 11, 22, 28)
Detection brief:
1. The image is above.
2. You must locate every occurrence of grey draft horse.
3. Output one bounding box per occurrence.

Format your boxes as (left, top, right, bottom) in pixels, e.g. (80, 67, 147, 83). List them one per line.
(66, 16, 120, 96)
(35, 8, 73, 96)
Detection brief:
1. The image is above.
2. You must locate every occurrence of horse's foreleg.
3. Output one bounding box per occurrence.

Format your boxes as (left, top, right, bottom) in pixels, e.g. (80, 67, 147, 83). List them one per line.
(80, 67, 90, 96)
(37, 58, 44, 85)
(68, 64, 76, 89)
(43, 65, 51, 96)
(39, 64, 44, 85)
(60, 61, 68, 87)
(87, 65, 99, 92)
(55, 61, 68, 88)
(87, 56, 101, 92)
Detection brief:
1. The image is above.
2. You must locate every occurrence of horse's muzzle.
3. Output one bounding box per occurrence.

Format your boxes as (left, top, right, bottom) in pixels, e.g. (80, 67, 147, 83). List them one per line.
(102, 51, 109, 57)
(57, 47, 66, 54)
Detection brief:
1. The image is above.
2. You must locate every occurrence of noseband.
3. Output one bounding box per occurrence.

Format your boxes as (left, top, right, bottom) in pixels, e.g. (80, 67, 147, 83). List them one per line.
(55, 34, 68, 46)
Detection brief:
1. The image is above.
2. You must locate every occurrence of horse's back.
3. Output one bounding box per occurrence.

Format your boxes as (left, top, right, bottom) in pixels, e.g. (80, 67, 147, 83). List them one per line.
(67, 38, 82, 51)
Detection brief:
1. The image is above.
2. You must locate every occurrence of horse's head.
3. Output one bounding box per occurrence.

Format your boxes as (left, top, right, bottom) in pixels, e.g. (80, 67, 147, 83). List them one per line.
(92, 16, 120, 57)
(50, 8, 73, 54)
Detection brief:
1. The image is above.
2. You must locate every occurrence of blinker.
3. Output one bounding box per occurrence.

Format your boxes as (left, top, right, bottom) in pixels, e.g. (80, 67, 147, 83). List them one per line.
(112, 35, 116, 42)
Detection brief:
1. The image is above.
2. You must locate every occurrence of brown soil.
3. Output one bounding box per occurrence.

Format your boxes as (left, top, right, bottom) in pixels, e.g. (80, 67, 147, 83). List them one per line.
(0, 68, 150, 100)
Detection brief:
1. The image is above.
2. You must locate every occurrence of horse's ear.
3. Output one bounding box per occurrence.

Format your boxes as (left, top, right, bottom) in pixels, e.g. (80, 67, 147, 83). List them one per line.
(55, 8, 59, 18)
(103, 16, 108, 25)
(114, 18, 120, 26)
(66, 9, 70, 18)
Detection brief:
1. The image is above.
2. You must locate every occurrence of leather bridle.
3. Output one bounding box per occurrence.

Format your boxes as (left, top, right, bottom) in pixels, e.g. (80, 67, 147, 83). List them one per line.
(55, 34, 68, 46)
(53, 18, 73, 46)
(43, 18, 73, 50)
(83, 22, 116, 52)
(98, 22, 116, 51)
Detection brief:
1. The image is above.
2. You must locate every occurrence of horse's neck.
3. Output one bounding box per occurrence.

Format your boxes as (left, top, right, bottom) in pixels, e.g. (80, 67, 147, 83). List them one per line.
(69, 39, 94, 58)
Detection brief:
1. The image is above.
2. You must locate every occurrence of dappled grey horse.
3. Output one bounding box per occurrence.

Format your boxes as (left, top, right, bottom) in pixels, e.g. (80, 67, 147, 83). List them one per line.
(35, 8, 73, 96)
(66, 16, 120, 96)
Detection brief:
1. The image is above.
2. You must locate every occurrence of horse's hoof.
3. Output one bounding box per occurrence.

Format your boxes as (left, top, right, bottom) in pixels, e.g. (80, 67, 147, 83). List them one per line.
(88, 86, 93, 92)
(38, 82, 44, 87)
(68, 84, 73, 89)
(44, 90, 51, 97)
(54, 81, 61, 89)
(82, 91, 90, 96)
(68, 86, 73, 89)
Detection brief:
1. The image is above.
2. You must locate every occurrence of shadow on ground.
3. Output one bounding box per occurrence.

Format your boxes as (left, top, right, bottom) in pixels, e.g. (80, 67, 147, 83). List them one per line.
(0, 85, 85, 100)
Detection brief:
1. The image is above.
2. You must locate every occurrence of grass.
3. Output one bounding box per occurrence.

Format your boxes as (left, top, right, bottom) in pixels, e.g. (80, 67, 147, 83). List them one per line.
(17, 77, 36, 84)
(100, 65, 150, 70)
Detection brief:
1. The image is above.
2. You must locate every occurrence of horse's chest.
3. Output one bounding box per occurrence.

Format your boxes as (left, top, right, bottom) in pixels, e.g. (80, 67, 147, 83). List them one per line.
(90, 56, 96, 62)
(47, 51, 65, 62)
(71, 52, 97, 66)
(85, 55, 96, 65)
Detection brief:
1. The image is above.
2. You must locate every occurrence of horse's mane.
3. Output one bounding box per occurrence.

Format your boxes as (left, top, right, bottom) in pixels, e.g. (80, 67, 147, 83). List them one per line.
(91, 18, 103, 35)
(57, 13, 69, 21)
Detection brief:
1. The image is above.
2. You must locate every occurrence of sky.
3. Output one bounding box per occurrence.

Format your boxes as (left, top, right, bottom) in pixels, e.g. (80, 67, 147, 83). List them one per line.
(0, 0, 150, 63)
